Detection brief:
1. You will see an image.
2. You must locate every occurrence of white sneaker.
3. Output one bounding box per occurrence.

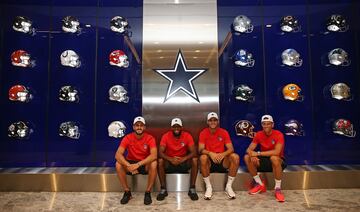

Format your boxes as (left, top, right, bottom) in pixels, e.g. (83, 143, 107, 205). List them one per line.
(225, 186, 236, 199)
(204, 186, 213, 200)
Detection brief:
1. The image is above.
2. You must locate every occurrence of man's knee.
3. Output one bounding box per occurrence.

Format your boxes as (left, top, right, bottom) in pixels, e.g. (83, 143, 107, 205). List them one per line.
(191, 157, 198, 167)
(115, 161, 125, 172)
(230, 153, 240, 164)
(199, 154, 209, 164)
(158, 158, 164, 167)
(270, 156, 281, 166)
(243, 154, 251, 163)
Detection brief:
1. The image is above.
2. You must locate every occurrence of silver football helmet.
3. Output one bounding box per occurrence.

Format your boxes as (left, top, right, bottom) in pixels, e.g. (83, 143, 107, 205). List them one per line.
(108, 121, 126, 138)
(59, 121, 80, 139)
(330, 83, 351, 101)
(233, 15, 253, 33)
(60, 50, 81, 68)
(328, 48, 350, 66)
(109, 85, 129, 103)
(281, 49, 302, 67)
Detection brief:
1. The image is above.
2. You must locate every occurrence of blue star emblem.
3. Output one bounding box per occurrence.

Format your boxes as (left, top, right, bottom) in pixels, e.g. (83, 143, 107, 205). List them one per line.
(154, 50, 207, 103)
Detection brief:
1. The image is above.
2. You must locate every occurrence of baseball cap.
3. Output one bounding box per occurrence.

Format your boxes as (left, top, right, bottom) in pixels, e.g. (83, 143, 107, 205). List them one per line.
(133, 116, 145, 125)
(171, 118, 182, 127)
(207, 112, 219, 121)
(261, 115, 273, 123)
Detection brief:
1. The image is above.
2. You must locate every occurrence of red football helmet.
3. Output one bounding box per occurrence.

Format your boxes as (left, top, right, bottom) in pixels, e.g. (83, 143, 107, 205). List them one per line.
(109, 50, 129, 68)
(9, 85, 31, 102)
(11, 50, 32, 67)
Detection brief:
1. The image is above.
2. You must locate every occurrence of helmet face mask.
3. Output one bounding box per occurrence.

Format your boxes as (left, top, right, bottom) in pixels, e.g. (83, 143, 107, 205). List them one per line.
(61, 50, 81, 68)
(62, 16, 81, 33)
(13, 16, 34, 34)
(235, 120, 255, 138)
(110, 16, 129, 34)
(234, 84, 255, 102)
(328, 48, 350, 66)
(280, 15, 300, 33)
(233, 49, 255, 67)
(327, 14, 348, 32)
(284, 119, 304, 136)
(330, 83, 351, 101)
(109, 85, 129, 103)
(59, 122, 80, 139)
(108, 121, 126, 138)
(109, 50, 129, 68)
(282, 49, 302, 67)
(233, 15, 254, 33)
(8, 121, 31, 139)
(282, 83, 304, 102)
(333, 119, 356, 138)
(59, 86, 79, 102)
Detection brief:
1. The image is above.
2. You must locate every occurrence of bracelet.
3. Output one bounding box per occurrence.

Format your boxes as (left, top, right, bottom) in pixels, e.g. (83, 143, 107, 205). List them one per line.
(137, 162, 141, 167)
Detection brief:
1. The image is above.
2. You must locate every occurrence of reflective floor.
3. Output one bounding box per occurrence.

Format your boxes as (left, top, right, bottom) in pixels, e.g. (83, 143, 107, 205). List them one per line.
(0, 189, 359, 212)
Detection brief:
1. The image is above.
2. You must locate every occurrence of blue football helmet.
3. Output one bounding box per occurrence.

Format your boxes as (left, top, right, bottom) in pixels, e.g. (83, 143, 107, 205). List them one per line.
(233, 49, 255, 67)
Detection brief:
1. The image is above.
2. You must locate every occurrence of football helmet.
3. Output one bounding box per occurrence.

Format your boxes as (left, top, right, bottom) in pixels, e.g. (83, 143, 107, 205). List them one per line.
(8, 121, 31, 139)
(11, 50, 33, 67)
(330, 83, 351, 101)
(333, 119, 356, 138)
(233, 15, 254, 33)
(109, 50, 129, 68)
(282, 83, 304, 102)
(59, 121, 80, 139)
(110, 16, 129, 34)
(326, 14, 348, 32)
(280, 15, 300, 33)
(60, 50, 81, 68)
(281, 49, 302, 67)
(233, 49, 255, 67)
(284, 119, 304, 136)
(62, 16, 80, 33)
(234, 84, 255, 102)
(9, 85, 32, 102)
(59, 86, 79, 102)
(235, 120, 255, 138)
(108, 121, 126, 138)
(109, 85, 129, 103)
(13, 16, 34, 34)
(328, 48, 350, 66)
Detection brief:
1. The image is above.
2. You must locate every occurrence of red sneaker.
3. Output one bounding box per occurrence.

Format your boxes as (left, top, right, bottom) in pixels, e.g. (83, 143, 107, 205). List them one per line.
(248, 183, 266, 195)
(275, 188, 285, 202)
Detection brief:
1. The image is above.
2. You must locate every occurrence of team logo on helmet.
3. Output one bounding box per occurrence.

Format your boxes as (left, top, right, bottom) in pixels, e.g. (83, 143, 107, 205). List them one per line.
(13, 16, 34, 34)
(60, 50, 81, 68)
(233, 84, 255, 102)
(62, 16, 81, 33)
(59, 121, 80, 139)
(8, 121, 32, 139)
(326, 14, 348, 32)
(59, 86, 79, 102)
(332, 119, 356, 138)
(109, 85, 129, 103)
(280, 15, 301, 33)
(282, 83, 304, 102)
(330, 83, 352, 101)
(233, 49, 255, 67)
(108, 121, 126, 138)
(284, 119, 305, 136)
(328, 48, 350, 66)
(281, 49, 303, 67)
(110, 16, 130, 34)
(11, 50, 34, 67)
(109, 50, 129, 68)
(8, 85, 32, 102)
(232, 15, 254, 33)
(235, 120, 255, 138)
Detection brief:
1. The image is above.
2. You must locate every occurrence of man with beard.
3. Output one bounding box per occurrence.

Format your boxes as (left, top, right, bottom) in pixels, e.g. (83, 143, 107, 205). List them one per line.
(156, 118, 199, 201)
(115, 116, 157, 205)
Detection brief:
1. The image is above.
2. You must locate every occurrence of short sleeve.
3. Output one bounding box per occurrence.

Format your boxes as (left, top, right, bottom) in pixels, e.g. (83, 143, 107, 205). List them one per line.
(120, 135, 129, 148)
(159, 133, 167, 147)
(252, 132, 260, 144)
(148, 135, 157, 149)
(223, 130, 232, 144)
(199, 130, 206, 144)
(186, 132, 195, 147)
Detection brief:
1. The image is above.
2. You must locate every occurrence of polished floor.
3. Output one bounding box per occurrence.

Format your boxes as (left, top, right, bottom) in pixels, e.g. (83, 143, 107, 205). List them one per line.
(0, 189, 359, 212)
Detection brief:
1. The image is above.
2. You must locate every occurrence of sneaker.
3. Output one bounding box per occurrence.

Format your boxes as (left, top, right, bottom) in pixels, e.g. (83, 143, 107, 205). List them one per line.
(188, 188, 199, 201)
(225, 186, 236, 199)
(204, 186, 213, 200)
(248, 183, 266, 195)
(144, 191, 152, 205)
(275, 188, 285, 202)
(156, 189, 168, 201)
(120, 190, 132, 204)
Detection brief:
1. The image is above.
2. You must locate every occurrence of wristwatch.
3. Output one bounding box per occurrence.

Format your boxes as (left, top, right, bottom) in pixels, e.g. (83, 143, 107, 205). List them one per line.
(257, 151, 261, 156)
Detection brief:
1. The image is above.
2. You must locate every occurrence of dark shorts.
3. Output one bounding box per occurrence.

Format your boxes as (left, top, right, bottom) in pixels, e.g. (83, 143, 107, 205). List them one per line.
(210, 159, 228, 173)
(257, 156, 287, 172)
(165, 161, 191, 174)
(126, 160, 148, 175)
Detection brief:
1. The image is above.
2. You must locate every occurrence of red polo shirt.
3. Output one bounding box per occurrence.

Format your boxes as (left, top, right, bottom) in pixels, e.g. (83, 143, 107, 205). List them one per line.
(252, 130, 285, 157)
(199, 127, 232, 153)
(120, 132, 156, 161)
(160, 131, 194, 157)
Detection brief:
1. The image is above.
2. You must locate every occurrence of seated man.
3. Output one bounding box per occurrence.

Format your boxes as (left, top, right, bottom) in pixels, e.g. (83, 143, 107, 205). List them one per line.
(198, 112, 240, 200)
(115, 116, 157, 205)
(244, 115, 287, 202)
(157, 118, 199, 201)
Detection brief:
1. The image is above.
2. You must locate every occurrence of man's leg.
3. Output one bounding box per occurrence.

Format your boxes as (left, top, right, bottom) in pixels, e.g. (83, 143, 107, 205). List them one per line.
(199, 154, 212, 200)
(243, 154, 266, 195)
(156, 158, 168, 201)
(143, 160, 158, 205)
(222, 153, 240, 199)
(270, 156, 285, 202)
(115, 161, 132, 204)
(188, 157, 199, 200)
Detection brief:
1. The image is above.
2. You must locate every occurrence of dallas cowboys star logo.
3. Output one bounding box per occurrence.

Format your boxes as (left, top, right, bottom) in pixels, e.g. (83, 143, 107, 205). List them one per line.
(154, 50, 207, 103)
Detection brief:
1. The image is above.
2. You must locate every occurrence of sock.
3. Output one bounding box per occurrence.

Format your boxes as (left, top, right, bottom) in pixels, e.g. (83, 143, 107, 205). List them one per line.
(253, 174, 263, 186)
(274, 179, 281, 190)
(226, 176, 235, 188)
(203, 176, 212, 188)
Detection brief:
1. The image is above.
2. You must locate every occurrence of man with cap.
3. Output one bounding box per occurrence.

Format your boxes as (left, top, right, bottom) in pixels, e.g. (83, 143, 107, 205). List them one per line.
(244, 115, 286, 202)
(115, 116, 157, 205)
(198, 112, 240, 200)
(156, 118, 199, 201)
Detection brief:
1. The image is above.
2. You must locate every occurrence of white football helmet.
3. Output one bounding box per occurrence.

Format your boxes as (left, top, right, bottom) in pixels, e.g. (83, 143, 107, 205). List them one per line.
(108, 121, 126, 138)
(109, 85, 129, 103)
(281, 49, 302, 67)
(328, 48, 350, 66)
(233, 15, 254, 33)
(60, 50, 81, 68)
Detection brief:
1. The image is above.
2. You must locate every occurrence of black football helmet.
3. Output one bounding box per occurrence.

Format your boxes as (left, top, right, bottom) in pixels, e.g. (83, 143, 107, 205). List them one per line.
(62, 16, 80, 33)
(8, 121, 31, 139)
(59, 86, 79, 102)
(284, 119, 305, 136)
(59, 121, 80, 139)
(326, 14, 348, 32)
(13, 16, 34, 34)
(280, 15, 300, 32)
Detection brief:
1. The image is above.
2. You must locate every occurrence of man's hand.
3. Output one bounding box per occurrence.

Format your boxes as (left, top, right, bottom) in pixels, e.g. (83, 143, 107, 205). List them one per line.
(210, 152, 223, 164)
(214, 152, 225, 164)
(250, 156, 260, 167)
(127, 163, 139, 172)
(249, 151, 258, 157)
(169, 157, 181, 166)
